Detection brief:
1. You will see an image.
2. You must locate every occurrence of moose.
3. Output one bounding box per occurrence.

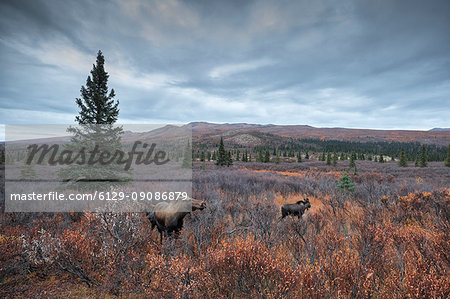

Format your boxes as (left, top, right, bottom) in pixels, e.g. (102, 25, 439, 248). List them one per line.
(147, 198, 206, 243)
(281, 198, 311, 219)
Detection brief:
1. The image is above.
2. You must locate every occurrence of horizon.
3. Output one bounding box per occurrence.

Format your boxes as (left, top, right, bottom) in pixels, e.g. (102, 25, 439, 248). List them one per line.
(1, 0, 450, 131)
(1, 121, 449, 142)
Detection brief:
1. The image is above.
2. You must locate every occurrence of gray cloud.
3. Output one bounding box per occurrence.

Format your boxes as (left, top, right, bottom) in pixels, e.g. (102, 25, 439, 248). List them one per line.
(1, 0, 449, 130)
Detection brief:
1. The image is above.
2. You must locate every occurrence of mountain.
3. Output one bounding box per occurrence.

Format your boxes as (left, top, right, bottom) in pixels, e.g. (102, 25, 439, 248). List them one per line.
(189, 122, 450, 146)
(429, 128, 450, 132)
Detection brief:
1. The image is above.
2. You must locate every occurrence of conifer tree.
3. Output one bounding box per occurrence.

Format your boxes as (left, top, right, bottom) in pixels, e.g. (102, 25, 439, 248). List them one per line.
(379, 154, 385, 163)
(337, 171, 355, 192)
(305, 151, 309, 159)
(226, 151, 233, 166)
(212, 151, 216, 160)
(297, 152, 302, 163)
(264, 151, 270, 163)
(398, 147, 408, 167)
(200, 151, 205, 162)
(275, 152, 280, 164)
(181, 141, 192, 169)
(419, 144, 428, 167)
(216, 137, 228, 166)
(75, 51, 119, 124)
(326, 152, 332, 165)
(332, 151, 338, 166)
(320, 152, 326, 161)
(58, 51, 127, 190)
(445, 144, 450, 167)
(207, 151, 211, 161)
(349, 152, 356, 168)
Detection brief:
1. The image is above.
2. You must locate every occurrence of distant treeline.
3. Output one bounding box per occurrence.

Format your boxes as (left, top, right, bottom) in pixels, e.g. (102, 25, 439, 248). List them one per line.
(194, 136, 448, 162)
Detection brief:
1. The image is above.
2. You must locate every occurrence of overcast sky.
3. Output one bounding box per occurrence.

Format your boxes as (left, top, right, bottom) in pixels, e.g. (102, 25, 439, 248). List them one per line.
(1, 0, 449, 134)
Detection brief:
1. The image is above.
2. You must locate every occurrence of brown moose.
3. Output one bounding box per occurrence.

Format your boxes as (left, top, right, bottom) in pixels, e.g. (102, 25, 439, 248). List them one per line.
(281, 198, 311, 219)
(147, 198, 206, 243)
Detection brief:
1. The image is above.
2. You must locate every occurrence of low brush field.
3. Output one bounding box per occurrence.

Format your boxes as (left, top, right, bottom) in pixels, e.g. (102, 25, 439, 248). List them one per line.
(1, 161, 449, 298)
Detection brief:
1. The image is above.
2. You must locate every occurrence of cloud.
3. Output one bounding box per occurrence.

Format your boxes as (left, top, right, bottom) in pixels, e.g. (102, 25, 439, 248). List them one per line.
(0, 0, 449, 131)
(209, 59, 275, 79)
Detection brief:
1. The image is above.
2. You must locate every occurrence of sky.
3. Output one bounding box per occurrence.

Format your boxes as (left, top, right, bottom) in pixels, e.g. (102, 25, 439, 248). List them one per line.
(1, 0, 449, 137)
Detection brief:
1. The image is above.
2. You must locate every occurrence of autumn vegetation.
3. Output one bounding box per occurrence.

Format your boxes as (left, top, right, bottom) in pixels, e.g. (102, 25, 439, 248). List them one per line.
(1, 160, 449, 298)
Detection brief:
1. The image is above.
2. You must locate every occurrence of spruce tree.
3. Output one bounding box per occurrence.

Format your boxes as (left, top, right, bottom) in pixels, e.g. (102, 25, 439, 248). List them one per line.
(200, 151, 205, 162)
(216, 137, 227, 166)
(320, 151, 326, 161)
(264, 151, 270, 163)
(297, 152, 302, 163)
(75, 51, 119, 124)
(349, 152, 356, 168)
(58, 51, 127, 190)
(181, 141, 192, 169)
(305, 151, 309, 159)
(207, 151, 211, 161)
(226, 151, 233, 166)
(419, 144, 428, 167)
(445, 144, 450, 167)
(275, 152, 280, 164)
(337, 171, 355, 192)
(332, 151, 338, 166)
(398, 147, 408, 167)
(379, 154, 385, 163)
(326, 152, 332, 165)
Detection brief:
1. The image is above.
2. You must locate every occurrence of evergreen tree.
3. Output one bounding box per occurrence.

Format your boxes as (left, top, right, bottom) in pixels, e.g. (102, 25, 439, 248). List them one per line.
(242, 150, 248, 162)
(275, 152, 280, 164)
(349, 152, 356, 168)
(259, 151, 264, 162)
(212, 151, 216, 160)
(305, 151, 309, 159)
(181, 141, 192, 169)
(326, 152, 332, 165)
(445, 144, 450, 167)
(20, 147, 37, 179)
(58, 51, 128, 190)
(200, 151, 205, 162)
(379, 154, 385, 163)
(215, 137, 228, 166)
(297, 152, 302, 163)
(320, 152, 326, 161)
(414, 154, 419, 167)
(337, 171, 355, 192)
(398, 147, 408, 167)
(420, 144, 428, 167)
(226, 151, 233, 166)
(264, 151, 270, 163)
(207, 151, 211, 161)
(332, 151, 338, 166)
(75, 51, 119, 124)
